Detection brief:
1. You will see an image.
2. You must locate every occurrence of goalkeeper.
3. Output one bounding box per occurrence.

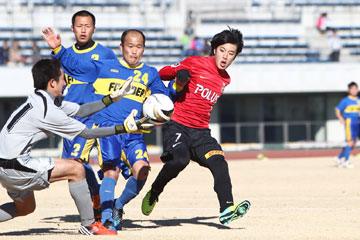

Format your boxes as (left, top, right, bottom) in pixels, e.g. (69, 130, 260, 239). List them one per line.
(0, 58, 151, 236)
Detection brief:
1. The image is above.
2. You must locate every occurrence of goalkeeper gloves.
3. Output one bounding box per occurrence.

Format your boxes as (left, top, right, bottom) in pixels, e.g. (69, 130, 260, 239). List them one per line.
(102, 76, 134, 106)
(115, 109, 154, 134)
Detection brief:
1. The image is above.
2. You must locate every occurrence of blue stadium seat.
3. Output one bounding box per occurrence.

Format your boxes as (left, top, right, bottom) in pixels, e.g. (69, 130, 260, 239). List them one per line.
(93, 35, 176, 41)
(343, 43, 360, 48)
(103, 44, 182, 50)
(330, 26, 360, 31)
(241, 51, 320, 57)
(350, 50, 360, 55)
(201, 18, 301, 24)
(339, 35, 360, 39)
(0, 27, 33, 32)
(245, 43, 309, 49)
(204, 35, 299, 41)
(58, 27, 165, 32)
(0, 36, 42, 41)
(285, 1, 360, 7)
(70, 1, 131, 7)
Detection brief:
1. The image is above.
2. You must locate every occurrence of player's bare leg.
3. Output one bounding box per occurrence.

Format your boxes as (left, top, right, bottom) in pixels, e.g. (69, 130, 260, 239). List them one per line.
(0, 192, 35, 221)
(50, 158, 116, 235)
(113, 160, 148, 230)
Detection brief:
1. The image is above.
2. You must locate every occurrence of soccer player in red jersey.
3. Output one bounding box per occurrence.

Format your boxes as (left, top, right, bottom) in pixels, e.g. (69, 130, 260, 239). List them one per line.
(141, 27, 250, 225)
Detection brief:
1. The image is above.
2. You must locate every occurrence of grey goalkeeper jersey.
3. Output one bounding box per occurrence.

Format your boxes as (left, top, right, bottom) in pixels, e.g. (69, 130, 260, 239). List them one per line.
(0, 90, 86, 159)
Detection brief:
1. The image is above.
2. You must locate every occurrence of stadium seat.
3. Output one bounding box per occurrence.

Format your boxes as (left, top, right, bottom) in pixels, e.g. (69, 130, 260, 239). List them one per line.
(201, 18, 301, 24)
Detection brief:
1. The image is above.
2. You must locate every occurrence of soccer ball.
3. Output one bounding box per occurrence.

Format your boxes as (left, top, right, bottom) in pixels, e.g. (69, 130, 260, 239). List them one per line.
(142, 94, 174, 125)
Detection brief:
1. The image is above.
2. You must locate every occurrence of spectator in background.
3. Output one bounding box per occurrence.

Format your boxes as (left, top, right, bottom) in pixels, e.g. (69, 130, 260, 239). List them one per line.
(8, 40, 23, 66)
(31, 41, 41, 64)
(329, 30, 342, 62)
(316, 12, 328, 33)
(185, 10, 194, 37)
(0, 41, 9, 65)
(194, 36, 205, 56)
(181, 31, 191, 57)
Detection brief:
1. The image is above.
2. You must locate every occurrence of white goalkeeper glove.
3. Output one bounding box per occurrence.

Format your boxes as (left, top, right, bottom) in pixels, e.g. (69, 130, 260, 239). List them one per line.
(102, 76, 134, 106)
(115, 109, 154, 134)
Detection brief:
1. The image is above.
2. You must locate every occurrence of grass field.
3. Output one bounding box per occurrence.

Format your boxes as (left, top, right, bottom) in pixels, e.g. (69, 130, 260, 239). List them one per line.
(0, 156, 359, 240)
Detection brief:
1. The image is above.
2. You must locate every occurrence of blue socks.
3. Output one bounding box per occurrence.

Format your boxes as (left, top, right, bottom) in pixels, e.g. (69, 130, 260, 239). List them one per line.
(343, 146, 352, 162)
(115, 176, 146, 210)
(100, 177, 116, 223)
(83, 162, 100, 196)
(338, 148, 346, 159)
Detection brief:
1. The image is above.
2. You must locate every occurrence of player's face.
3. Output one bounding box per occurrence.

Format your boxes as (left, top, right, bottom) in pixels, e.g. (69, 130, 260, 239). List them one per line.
(53, 69, 66, 97)
(213, 43, 237, 70)
(349, 85, 358, 97)
(120, 32, 145, 67)
(71, 16, 95, 46)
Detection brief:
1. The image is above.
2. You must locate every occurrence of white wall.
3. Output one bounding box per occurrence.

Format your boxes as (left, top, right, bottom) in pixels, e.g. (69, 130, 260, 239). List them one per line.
(225, 62, 360, 94)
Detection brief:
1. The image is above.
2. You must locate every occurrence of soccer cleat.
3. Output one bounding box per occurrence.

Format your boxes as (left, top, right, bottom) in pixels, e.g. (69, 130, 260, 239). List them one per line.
(112, 207, 124, 230)
(141, 188, 159, 216)
(91, 194, 102, 222)
(219, 200, 251, 226)
(343, 162, 354, 168)
(78, 221, 117, 235)
(334, 157, 342, 167)
(103, 220, 117, 232)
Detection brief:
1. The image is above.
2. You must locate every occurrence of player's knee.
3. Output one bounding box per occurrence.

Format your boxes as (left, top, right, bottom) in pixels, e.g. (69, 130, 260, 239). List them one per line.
(132, 161, 149, 181)
(70, 159, 86, 181)
(171, 153, 190, 170)
(15, 201, 36, 216)
(347, 140, 355, 147)
(103, 165, 120, 181)
(207, 155, 229, 174)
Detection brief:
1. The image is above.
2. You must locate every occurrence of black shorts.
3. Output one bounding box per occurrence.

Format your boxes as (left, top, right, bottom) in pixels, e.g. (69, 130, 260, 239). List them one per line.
(161, 120, 224, 166)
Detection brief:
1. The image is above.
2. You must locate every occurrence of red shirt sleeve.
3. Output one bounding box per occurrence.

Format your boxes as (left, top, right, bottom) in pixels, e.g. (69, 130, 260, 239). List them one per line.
(159, 57, 195, 81)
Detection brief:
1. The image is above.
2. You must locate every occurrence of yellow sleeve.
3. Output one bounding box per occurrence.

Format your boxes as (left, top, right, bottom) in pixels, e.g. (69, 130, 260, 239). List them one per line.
(52, 45, 62, 55)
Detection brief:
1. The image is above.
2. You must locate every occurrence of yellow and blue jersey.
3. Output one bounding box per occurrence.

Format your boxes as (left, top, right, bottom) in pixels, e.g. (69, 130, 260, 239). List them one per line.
(59, 42, 117, 161)
(336, 95, 360, 141)
(53, 45, 180, 123)
(62, 42, 117, 105)
(336, 96, 360, 120)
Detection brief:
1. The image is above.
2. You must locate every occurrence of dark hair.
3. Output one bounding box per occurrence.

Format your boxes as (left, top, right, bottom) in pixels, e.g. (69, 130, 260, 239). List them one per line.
(72, 10, 96, 26)
(210, 26, 243, 56)
(348, 82, 358, 89)
(121, 29, 146, 46)
(32, 59, 61, 90)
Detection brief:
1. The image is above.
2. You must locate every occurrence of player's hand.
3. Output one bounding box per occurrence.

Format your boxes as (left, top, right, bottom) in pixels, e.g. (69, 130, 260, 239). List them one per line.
(339, 118, 345, 125)
(41, 27, 61, 50)
(115, 109, 154, 134)
(175, 69, 191, 88)
(110, 76, 135, 102)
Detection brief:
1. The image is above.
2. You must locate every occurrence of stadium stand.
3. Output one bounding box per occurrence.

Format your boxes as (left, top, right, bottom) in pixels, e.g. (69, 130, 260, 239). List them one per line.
(1, 0, 360, 64)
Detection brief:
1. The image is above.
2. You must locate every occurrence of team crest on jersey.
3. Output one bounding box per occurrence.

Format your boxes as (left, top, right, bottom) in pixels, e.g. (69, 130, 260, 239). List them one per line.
(171, 62, 180, 67)
(110, 69, 120, 73)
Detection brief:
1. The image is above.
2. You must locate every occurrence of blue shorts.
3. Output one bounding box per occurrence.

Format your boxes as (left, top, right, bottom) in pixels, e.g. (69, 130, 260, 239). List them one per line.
(61, 117, 97, 163)
(345, 118, 360, 141)
(97, 121, 149, 180)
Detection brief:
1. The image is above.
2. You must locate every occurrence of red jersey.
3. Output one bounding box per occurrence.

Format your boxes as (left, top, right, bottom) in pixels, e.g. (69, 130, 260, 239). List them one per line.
(159, 56, 231, 129)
